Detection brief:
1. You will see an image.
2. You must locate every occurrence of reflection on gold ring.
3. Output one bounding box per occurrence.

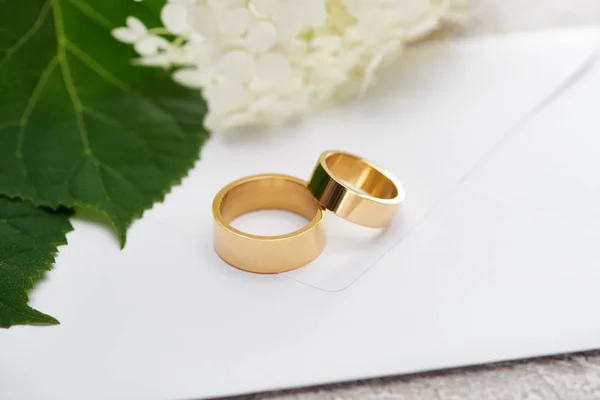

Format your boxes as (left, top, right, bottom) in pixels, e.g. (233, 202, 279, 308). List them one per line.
(308, 150, 405, 228)
(213, 174, 326, 274)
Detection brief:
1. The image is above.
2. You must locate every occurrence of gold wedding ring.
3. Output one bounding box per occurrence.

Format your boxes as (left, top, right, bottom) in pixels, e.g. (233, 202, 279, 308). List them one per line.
(308, 150, 404, 228)
(212, 174, 326, 274)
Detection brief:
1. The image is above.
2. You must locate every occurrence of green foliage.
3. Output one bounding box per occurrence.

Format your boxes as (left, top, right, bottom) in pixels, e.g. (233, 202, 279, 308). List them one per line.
(0, 0, 209, 245)
(0, 0, 209, 327)
(0, 197, 72, 328)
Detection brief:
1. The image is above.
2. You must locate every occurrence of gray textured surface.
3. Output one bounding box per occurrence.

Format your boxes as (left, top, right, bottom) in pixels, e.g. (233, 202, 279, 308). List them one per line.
(224, 1, 600, 399)
(241, 352, 600, 400)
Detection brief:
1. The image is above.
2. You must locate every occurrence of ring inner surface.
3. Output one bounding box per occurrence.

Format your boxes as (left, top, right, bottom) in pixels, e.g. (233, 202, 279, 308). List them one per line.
(325, 153, 398, 199)
(220, 177, 319, 226)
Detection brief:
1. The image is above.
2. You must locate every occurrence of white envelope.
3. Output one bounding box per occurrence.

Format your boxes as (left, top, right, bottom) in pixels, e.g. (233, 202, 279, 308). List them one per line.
(1, 27, 600, 400)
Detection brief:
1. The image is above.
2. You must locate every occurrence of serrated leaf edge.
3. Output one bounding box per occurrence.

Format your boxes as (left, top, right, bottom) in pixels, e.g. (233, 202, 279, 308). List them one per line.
(0, 208, 74, 328)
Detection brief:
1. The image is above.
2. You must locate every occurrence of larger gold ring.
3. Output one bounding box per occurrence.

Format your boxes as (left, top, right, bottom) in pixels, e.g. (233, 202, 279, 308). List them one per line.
(308, 150, 405, 228)
(213, 174, 326, 274)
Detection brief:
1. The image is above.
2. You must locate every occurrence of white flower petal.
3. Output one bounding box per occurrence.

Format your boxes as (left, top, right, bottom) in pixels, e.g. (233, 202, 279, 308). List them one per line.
(203, 112, 221, 131)
(248, 76, 275, 94)
(218, 7, 250, 37)
(361, 40, 401, 94)
(112, 27, 139, 44)
(189, 7, 217, 37)
(127, 16, 147, 36)
(276, 1, 301, 40)
(278, 74, 305, 96)
(134, 54, 170, 67)
(187, 32, 206, 42)
(165, 47, 194, 65)
(343, 0, 368, 18)
(404, 14, 441, 41)
(281, 39, 307, 62)
(313, 65, 347, 85)
(216, 50, 255, 80)
(183, 41, 216, 65)
(391, 0, 432, 23)
(209, 0, 246, 11)
(257, 53, 291, 84)
(246, 21, 277, 53)
(161, 3, 190, 34)
(310, 36, 342, 53)
(302, 0, 327, 27)
(173, 68, 211, 88)
(112, 16, 147, 43)
(206, 80, 249, 112)
(134, 36, 170, 56)
(219, 112, 259, 130)
(248, 95, 293, 124)
(277, 21, 301, 42)
(344, 26, 363, 42)
(251, 0, 277, 17)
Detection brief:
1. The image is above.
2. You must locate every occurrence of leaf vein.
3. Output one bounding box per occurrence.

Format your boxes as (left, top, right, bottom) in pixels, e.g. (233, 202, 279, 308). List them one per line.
(0, 218, 41, 250)
(59, 18, 200, 146)
(0, 121, 20, 132)
(0, 0, 52, 70)
(65, 40, 192, 143)
(67, 0, 114, 30)
(64, 40, 132, 93)
(52, 0, 116, 224)
(64, 155, 85, 200)
(18, 56, 59, 159)
(82, 107, 168, 179)
(98, 163, 147, 200)
(0, 302, 52, 324)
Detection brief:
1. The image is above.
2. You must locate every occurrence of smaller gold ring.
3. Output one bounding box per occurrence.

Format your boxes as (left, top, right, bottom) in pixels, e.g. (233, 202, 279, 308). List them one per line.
(308, 150, 405, 228)
(213, 174, 326, 274)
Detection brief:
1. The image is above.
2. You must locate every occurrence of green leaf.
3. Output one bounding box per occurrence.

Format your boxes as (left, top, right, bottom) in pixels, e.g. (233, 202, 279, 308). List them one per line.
(0, 196, 72, 328)
(0, 0, 209, 246)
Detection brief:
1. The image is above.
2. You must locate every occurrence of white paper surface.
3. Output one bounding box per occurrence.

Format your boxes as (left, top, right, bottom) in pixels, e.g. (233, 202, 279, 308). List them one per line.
(1, 27, 600, 400)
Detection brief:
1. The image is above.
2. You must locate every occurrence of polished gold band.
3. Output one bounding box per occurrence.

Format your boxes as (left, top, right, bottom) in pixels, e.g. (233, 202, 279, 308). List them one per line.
(212, 174, 326, 274)
(308, 150, 405, 228)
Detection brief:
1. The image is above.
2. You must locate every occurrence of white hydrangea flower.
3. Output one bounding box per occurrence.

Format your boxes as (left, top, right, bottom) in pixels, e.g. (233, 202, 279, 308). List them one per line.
(113, 0, 462, 131)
